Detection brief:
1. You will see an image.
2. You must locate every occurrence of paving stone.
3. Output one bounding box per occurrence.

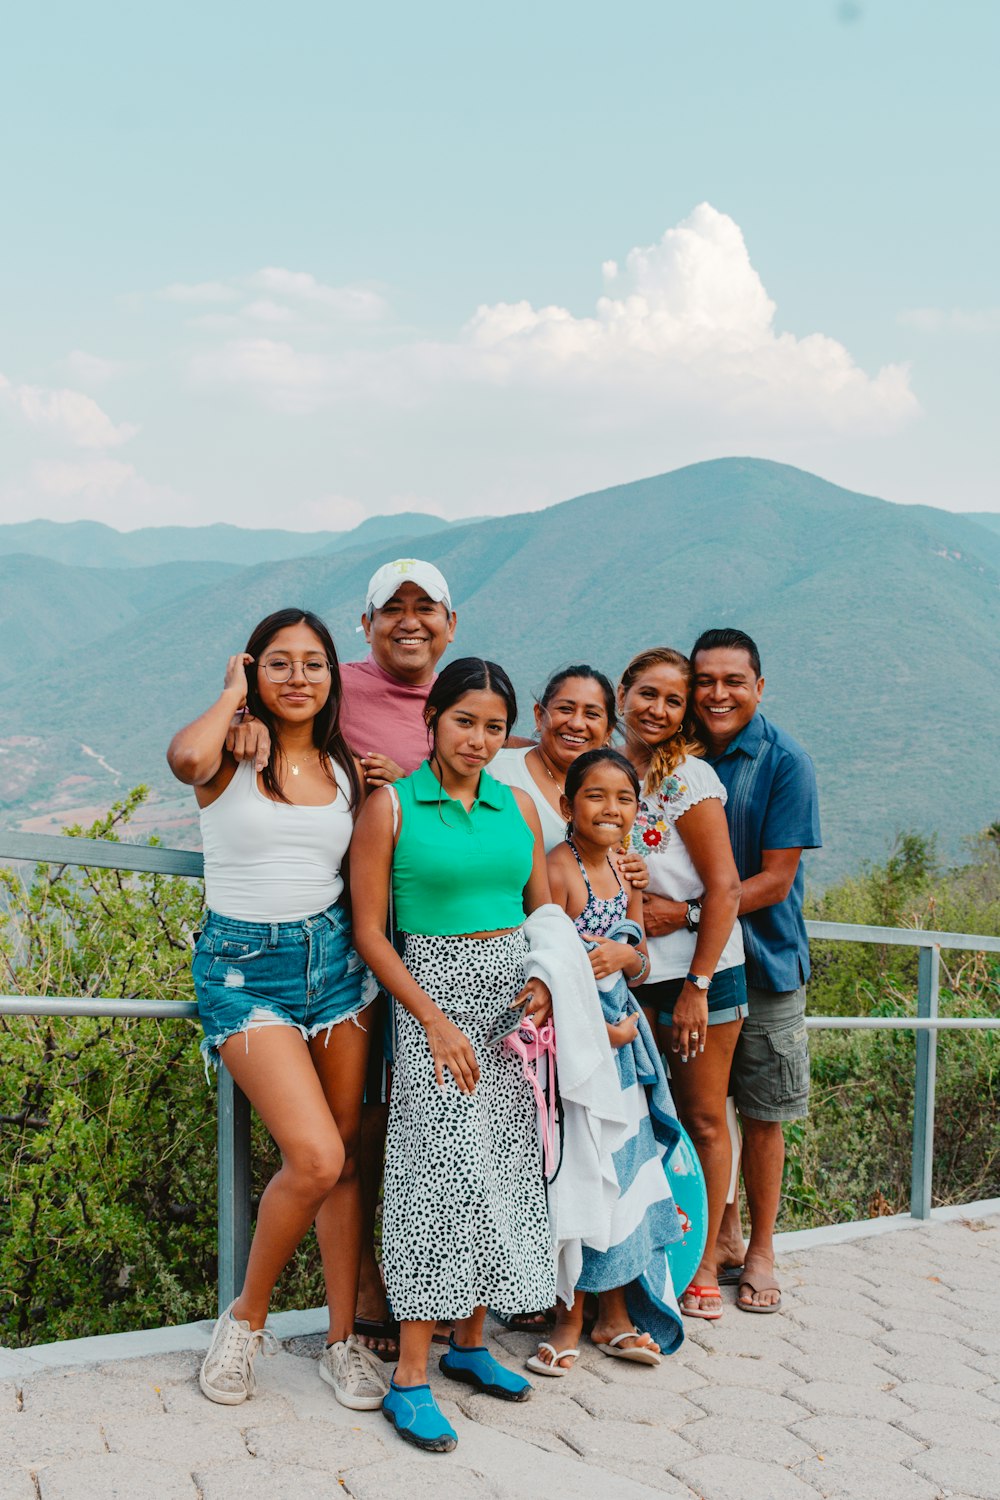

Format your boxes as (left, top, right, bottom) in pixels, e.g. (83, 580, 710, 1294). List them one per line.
(784, 1303, 889, 1340)
(792, 1414, 925, 1462)
(95, 1350, 200, 1385)
(559, 1418, 699, 1492)
(876, 1327, 993, 1361)
(792, 1451, 939, 1500)
(593, 1351, 711, 1394)
(682, 1350, 796, 1392)
(786, 1379, 914, 1420)
(0, 1471, 37, 1500)
(104, 1413, 250, 1466)
(892, 1382, 1000, 1420)
(20, 1366, 164, 1419)
(450, 1385, 589, 1453)
(682, 1416, 814, 1466)
(568, 1377, 704, 1428)
(686, 1386, 812, 1424)
(37, 1454, 197, 1500)
(898, 1408, 1000, 1457)
(0, 1381, 19, 1414)
(246, 1416, 385, 1470)
(344, 1460, 507, 1499)
(0, 1413, 105, 1465)
(907, 1444, 1000, 1500)
(160, 1377, 295, 1424)
(671, 1453, 821, 1500)
(875, 1350, 992, 1389)
(195, 1463, 349, 1500)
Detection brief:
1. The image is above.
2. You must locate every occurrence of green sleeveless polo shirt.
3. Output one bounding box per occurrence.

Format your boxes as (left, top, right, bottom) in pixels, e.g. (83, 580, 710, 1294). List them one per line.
(392, 760, 535, 935)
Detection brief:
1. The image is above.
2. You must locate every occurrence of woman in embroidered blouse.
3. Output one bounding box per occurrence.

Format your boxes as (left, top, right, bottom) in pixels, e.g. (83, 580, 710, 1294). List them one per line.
(351, 657, 557, 1455)
(618, 646, 746, 1323)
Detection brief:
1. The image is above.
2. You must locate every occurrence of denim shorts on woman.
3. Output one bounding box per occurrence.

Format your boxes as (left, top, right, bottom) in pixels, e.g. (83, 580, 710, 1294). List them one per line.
(644, 963, 749, 1030)
(192, 901, 376, 1069)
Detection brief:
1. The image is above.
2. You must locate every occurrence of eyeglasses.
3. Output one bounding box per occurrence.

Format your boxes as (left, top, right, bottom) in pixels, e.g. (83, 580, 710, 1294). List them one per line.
(260, 657, 332, 683)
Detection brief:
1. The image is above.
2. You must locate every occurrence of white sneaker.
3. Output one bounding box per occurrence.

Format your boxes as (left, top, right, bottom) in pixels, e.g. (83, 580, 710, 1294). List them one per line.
(318, 1333, 392, 1410)
(199, 1302, 276, 1405)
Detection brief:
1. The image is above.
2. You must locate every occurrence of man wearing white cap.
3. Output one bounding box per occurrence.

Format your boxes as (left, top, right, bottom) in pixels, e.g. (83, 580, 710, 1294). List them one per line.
(342, 558, 456, 785)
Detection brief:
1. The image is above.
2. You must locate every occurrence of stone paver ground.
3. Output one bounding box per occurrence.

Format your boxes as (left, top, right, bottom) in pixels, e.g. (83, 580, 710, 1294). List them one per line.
(1, 1213, 997, 1500)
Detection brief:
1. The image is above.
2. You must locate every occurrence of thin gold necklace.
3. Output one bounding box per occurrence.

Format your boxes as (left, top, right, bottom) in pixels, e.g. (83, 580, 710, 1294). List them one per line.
(533, 745, 565, 794)
(288, 751, 319, 777)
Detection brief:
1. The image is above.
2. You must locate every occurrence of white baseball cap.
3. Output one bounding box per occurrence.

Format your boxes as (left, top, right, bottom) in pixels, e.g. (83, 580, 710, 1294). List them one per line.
(365, 558, 452, 614)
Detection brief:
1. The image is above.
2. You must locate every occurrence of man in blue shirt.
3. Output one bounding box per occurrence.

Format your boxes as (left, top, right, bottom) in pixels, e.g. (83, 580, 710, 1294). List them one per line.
(690, 627, 821, 1314)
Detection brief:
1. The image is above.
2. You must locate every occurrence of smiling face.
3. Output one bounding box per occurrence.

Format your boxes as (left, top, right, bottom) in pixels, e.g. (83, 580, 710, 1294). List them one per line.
(618, 662, 689, 758)
(362, 581, 457, 685)
(427, 688, 511, 782)
(691, 646, 764, 751)
(560, 762, 639, 849)
(534, 675, 613, 771)
(255, 623, 332, 723)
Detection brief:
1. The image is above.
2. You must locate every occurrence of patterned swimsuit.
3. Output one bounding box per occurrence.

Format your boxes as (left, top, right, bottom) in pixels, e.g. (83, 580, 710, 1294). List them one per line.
(567, 835, 629, 940)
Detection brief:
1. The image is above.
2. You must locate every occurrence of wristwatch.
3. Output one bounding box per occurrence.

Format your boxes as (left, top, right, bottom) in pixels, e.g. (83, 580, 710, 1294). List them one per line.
(685, 972, 711, 991)
(685, 900, 702, 931)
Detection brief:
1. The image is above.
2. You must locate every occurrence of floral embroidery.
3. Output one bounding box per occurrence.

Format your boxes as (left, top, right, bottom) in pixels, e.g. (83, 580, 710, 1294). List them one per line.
(629, 782, 687, 856)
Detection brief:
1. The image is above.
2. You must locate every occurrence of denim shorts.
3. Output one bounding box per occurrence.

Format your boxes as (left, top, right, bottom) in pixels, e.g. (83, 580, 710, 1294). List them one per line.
(192, 901, 376, 1069)
(645, 963, 749, 1029)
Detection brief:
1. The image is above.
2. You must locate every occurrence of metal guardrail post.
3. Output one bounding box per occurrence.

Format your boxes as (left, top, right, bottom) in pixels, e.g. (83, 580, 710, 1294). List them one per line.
(216, 1066, 252, 1312)
(910, 944, 941, 1220)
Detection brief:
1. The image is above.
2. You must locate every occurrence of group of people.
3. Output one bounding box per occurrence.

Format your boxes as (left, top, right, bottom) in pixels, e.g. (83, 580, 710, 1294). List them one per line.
(167, 555, 820, 1456)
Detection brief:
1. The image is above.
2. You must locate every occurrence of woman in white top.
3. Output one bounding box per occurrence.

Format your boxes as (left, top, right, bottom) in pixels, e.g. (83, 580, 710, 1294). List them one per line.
(168, 608, 388, 1413)
(618, 646, 746, 1323)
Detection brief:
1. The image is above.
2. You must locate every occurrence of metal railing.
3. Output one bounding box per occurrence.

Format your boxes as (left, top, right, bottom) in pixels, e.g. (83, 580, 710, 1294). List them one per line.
(1, 832, 999, 1316)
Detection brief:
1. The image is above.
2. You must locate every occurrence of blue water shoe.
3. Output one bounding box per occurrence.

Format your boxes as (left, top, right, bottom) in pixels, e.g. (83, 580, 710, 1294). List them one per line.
(439, 1335, 532, 1402)
(382, 1379, 457, 1452)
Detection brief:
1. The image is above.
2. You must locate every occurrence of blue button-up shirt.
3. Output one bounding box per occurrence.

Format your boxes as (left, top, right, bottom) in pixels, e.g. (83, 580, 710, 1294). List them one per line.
(707, 712, 821, 993)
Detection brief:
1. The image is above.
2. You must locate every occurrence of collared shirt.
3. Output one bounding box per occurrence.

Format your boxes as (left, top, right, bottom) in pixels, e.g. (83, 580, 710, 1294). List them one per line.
(707, 712, 821, 993)
(339, 655, 435, 774)
(391, 760, 535, 934)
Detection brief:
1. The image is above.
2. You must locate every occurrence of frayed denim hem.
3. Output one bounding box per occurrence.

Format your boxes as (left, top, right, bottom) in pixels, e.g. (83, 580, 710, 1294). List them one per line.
(198, 993, 376, 1082)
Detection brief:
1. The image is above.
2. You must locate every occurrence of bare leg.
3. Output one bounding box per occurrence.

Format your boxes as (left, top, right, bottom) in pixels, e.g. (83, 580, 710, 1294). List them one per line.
(738, 1115, 784, 1308)
(660, 1017, 742, 1316)
(309, 1018, 371, 1344)
(451, 1305, 487, 1349)
(394, 1319, 437, 1387)
(356, 1102, 391, 1332)
(532, 1293, 585, 1370)
(219, 1028, 345, 1331)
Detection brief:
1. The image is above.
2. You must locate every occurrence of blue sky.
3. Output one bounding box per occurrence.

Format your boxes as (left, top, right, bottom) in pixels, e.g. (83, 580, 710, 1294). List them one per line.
(1, 0, 997, 530)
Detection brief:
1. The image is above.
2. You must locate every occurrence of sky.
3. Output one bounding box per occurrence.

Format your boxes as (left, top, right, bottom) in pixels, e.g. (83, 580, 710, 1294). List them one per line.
(1, 0, 997, 532)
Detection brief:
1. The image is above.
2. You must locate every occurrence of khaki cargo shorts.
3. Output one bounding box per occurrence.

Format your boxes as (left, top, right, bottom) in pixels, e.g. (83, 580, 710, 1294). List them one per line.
(731, 984, 810, 1122)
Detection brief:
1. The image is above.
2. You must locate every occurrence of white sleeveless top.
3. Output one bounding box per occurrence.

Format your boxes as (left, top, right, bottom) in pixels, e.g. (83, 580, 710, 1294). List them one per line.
(489, 747, 567, 853)
(200, 758, 356, 922)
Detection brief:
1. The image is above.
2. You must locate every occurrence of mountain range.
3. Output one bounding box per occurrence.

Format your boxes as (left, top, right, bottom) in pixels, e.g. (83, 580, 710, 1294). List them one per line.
(1, 458, 998, 885)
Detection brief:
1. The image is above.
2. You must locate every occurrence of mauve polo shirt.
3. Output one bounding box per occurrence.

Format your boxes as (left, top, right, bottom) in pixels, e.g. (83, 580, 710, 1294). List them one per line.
(339, 654, 434, 774)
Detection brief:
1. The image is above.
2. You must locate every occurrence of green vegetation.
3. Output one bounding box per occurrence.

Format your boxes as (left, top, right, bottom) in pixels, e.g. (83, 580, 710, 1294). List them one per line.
(779, 826, 1000, 1229)
(1, 794, 998, 1346)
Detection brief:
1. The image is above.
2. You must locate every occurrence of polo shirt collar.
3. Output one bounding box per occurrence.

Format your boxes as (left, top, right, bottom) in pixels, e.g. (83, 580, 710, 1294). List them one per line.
(411, 759, 505, 809)
(717, 711, 765, 760)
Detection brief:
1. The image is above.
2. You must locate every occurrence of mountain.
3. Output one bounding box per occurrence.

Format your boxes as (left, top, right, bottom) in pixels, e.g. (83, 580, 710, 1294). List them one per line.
(0, 512, 452, 570)
(962, 512, 1000, 538)
(1, 458, 997, 883)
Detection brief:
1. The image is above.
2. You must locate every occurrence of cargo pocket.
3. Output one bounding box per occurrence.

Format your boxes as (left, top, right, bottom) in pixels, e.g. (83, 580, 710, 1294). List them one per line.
(767, 1020, 810, 1106)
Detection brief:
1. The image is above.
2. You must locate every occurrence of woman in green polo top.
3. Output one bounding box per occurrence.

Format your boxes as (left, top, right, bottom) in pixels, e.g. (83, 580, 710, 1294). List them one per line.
(351, 657, 556, 1454)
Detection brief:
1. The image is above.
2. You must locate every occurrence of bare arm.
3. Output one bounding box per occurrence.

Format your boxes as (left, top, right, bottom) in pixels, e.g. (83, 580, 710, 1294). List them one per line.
(166, 653, 250, 800)
(511, 790, 554, 1024)
(738, 847, 803, 914)
(665, 797, 742, 1059)
(350, 789, 480, 1093)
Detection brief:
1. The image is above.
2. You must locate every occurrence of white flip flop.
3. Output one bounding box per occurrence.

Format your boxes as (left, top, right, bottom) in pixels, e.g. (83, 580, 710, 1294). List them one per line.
(593, 1330, 661, 1366)
(525, 1341, 580, 1377)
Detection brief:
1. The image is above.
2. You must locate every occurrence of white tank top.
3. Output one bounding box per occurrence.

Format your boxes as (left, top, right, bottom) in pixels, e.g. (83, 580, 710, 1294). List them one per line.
(200, 758, 356, 922)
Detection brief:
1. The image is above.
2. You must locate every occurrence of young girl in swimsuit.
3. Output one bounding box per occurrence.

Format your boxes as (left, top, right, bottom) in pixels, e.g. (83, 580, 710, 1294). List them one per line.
(531, 747, 677, 1374)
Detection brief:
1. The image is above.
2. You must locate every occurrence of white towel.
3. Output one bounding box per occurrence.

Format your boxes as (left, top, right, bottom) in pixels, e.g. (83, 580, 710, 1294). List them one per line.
(522, 904, 629, 1306)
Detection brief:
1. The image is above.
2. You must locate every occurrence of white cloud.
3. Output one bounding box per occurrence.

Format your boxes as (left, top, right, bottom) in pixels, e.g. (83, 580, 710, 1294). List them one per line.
(189, 338, 333, 413)
(0, 372, 137, 449)
(898, 306, 1000, 334)
(61, 350, 126, 385)
(247, 268, 388, 320)
(32, 457, 137, 501)
(241, 299, 299, 324)
(17, 458, 196, 526)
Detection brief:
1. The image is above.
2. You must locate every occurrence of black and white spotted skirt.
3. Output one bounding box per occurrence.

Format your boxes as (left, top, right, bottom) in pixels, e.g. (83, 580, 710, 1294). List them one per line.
(382, 928, 556, 1322)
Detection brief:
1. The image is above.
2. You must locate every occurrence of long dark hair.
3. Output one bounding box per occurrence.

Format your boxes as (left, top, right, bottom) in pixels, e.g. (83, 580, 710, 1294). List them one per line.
(538, 663, 617, 735)
(424, 659, 517, 789)
(243, 607, 361, 809)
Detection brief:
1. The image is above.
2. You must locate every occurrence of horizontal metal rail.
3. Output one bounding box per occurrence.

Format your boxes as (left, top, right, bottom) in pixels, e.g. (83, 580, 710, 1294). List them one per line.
(1, 827, 999, 1311)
